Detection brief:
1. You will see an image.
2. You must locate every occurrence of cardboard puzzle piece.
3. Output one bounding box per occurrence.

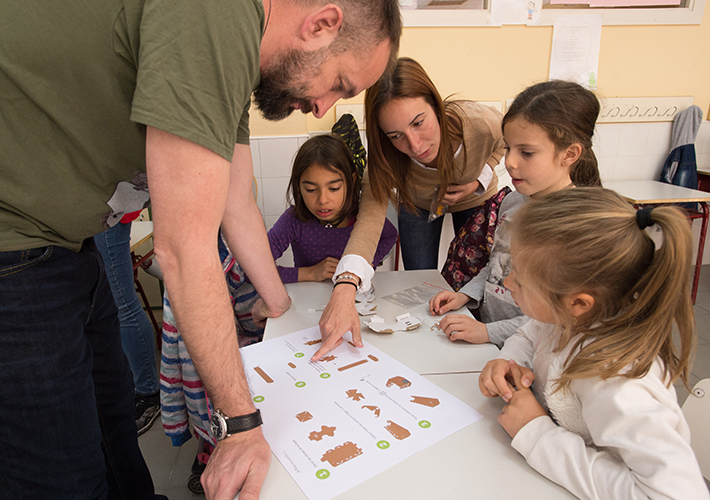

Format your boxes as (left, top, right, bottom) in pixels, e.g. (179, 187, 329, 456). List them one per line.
(321, 441, 362, 467)
(296, 411, 313, 422)
(346, 389, 365, 401)
(355, 285, 376, 304)
(386, 376, 411, 389)
(338, 359, 368, 372)
(361, 405, 381, 417)
(365, 313, 423, 333)
(384, 420, 411, 440)
(410, 396, 440, 407)
(254, 366, 274, 383)
(355, 301, 378, 316)
(309, 425, 336, 441)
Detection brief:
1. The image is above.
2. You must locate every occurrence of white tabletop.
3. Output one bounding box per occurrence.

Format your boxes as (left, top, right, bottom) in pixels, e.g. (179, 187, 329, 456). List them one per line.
(256, 373, 575, 500)
(605, 180, 710, 204)
(264, 270, 501, 374)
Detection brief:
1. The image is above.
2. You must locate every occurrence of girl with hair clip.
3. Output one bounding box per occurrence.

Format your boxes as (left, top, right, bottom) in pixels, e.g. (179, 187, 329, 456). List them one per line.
(314, 57, 505, 359)
(429, 80, 602, 348)
(268, 134, 397, 283)
(480, 187, 709, 500)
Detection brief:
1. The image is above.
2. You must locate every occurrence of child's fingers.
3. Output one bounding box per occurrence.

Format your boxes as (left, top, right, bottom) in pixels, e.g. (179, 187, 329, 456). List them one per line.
(429, 292, 447, 314)
(508, 359, 534, 389)
(479, 360, 515, 402)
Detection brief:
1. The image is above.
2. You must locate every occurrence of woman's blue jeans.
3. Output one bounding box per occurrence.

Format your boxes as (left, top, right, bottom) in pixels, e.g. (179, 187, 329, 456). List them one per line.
(94, 222, 159, 396)
(398, 204, 479, 270)
(0, 240, 162, 499)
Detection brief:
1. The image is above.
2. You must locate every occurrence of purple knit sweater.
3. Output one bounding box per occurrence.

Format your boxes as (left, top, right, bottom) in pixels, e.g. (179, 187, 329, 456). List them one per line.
(268, 206, 398, 283)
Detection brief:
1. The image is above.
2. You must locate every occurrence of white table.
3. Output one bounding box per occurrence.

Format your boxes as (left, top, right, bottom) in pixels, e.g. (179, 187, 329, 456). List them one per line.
(265, 270, 500, 375)
(605, 181, 710, 303)
(255, 372, 574, 499)
(258, 270, 576, 500)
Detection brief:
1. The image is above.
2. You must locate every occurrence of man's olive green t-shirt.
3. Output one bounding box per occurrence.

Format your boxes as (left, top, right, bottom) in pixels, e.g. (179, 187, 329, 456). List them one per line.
(0, 0, 263, 252)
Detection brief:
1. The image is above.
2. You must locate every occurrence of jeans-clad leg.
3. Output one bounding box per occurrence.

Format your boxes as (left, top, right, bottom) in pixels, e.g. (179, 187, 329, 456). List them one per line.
(95, 222, 159, 396)
(398, 204, 444, 270)
(0, 241, 163, 499)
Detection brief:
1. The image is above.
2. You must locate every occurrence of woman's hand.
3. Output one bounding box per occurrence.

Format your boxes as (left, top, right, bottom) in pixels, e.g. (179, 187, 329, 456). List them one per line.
(479, 359, 535, 403)
(429, 290, 469, 315)
(438, 314, 489, 344)
(314, 282, 361, 360)
(497, 361, 547, 439)
(441, 180, 480, 206)
(299, 257, 339, 282)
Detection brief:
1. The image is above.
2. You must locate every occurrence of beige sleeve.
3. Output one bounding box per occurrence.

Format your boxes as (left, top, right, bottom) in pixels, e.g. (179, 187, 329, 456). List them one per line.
(343, 168, 389, 263)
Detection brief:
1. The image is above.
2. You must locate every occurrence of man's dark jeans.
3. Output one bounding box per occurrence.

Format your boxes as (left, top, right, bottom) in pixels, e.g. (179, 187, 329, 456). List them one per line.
(0, 240, 162, 499)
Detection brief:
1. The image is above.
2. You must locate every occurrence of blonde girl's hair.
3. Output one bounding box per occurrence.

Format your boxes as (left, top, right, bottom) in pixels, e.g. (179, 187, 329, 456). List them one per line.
(511, 187, 695, 390)
(503, 80, 602, 187)
(364, 57, 466, 212)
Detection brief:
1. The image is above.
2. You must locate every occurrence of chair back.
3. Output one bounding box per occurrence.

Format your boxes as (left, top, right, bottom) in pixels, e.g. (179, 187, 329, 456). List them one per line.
(682, 378, 710, 480)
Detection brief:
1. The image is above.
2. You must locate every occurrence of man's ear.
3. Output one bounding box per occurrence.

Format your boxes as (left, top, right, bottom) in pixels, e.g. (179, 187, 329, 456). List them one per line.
(561, 143, 583, 169)
(299, 4, 343, 50)
(563, 292, 595, 319)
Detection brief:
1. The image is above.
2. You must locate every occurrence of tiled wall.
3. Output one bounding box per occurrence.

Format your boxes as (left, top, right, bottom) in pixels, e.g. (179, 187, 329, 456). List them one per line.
(252, 120, 710, 268)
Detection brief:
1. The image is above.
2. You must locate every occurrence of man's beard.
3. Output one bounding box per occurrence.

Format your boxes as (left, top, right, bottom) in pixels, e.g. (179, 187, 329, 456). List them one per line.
(254, 46, 329, 121)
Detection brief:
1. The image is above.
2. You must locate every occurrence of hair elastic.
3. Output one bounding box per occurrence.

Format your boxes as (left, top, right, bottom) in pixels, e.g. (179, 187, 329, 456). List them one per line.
(636, 206, 654, 229)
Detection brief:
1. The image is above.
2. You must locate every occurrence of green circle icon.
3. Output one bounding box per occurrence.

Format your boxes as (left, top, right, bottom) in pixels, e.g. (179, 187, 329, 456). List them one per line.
(253, 395, 264, 403)
(295, 352, 305, 358)
(418, 420, 432, 429)
(320, 373, 331, 379)
(295, 381, 306, 388)
(316, 469, 330, 480)
(376, 440, 390, 449)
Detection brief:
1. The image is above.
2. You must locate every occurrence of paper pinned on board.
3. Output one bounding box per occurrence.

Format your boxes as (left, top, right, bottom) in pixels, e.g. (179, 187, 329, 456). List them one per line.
(549, 15, 602, 90)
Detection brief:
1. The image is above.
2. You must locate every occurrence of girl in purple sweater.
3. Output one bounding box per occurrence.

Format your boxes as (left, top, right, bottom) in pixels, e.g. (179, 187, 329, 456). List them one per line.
(268, 134, 398, 283)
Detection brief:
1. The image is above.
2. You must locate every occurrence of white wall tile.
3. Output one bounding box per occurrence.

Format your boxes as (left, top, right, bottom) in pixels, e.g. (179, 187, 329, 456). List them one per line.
(261, 177, 291, 217)
(593, 123, 621, 158)
(612, 156, 645, 181)
(641, 154, 666, 181)
(259, 137, 300, 178)
(617, 123, 650, 157)
(597, 156, 616, 184)
(250, 140, 261, 179)
(698, 153, 710, 171)
(645, 122, 673, 157)
(696, 121, 710, 155)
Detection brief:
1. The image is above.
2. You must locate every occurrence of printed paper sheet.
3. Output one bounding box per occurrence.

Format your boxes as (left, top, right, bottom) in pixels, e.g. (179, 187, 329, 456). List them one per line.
(240, 327, 483, 500)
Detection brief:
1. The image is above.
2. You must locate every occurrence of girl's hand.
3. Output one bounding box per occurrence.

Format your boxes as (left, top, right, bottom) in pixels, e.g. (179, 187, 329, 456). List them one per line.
(300, 257, 339, 282)
(479, 359, 535, 403)
(497, 361, 547, 439)
(429, 291, 469, 315)
(441, 180, 480, 206)
(439, 314, 489, 344)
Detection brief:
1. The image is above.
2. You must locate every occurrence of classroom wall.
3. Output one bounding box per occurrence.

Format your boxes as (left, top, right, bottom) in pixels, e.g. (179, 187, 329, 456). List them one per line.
(249, 8, 710, 136)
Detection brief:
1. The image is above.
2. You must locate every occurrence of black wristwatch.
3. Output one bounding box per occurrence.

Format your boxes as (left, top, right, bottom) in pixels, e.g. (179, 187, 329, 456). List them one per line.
(210, 409, 263, 441)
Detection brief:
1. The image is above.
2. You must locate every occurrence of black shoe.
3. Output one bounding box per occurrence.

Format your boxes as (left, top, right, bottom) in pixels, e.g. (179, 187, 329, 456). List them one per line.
(187, 455, 206, 495)
(135, 392, 160, 437)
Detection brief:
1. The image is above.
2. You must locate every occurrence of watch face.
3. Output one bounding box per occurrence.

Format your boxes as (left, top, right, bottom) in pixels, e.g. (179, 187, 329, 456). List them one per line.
(210, 412, 227, 441)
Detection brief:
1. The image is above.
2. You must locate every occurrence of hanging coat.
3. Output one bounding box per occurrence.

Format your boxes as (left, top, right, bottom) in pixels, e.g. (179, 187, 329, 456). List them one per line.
(661, 105, 703, 189)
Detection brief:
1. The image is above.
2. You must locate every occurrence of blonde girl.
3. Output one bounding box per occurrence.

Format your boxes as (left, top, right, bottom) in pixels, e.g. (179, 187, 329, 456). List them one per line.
(480, 187, 708, 500)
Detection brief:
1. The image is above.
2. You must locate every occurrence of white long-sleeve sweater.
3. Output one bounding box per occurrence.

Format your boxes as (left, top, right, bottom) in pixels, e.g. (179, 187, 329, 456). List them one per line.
(499, 319, 709, 500)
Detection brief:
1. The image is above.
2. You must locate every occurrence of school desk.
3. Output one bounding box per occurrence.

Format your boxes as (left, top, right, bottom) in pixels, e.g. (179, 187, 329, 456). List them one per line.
(259, 270, 576, 499)
(605, 180, 710, 304)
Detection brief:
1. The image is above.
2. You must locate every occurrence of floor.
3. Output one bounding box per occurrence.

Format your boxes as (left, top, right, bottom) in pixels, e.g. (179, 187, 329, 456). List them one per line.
(138, 265, 710, 498)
